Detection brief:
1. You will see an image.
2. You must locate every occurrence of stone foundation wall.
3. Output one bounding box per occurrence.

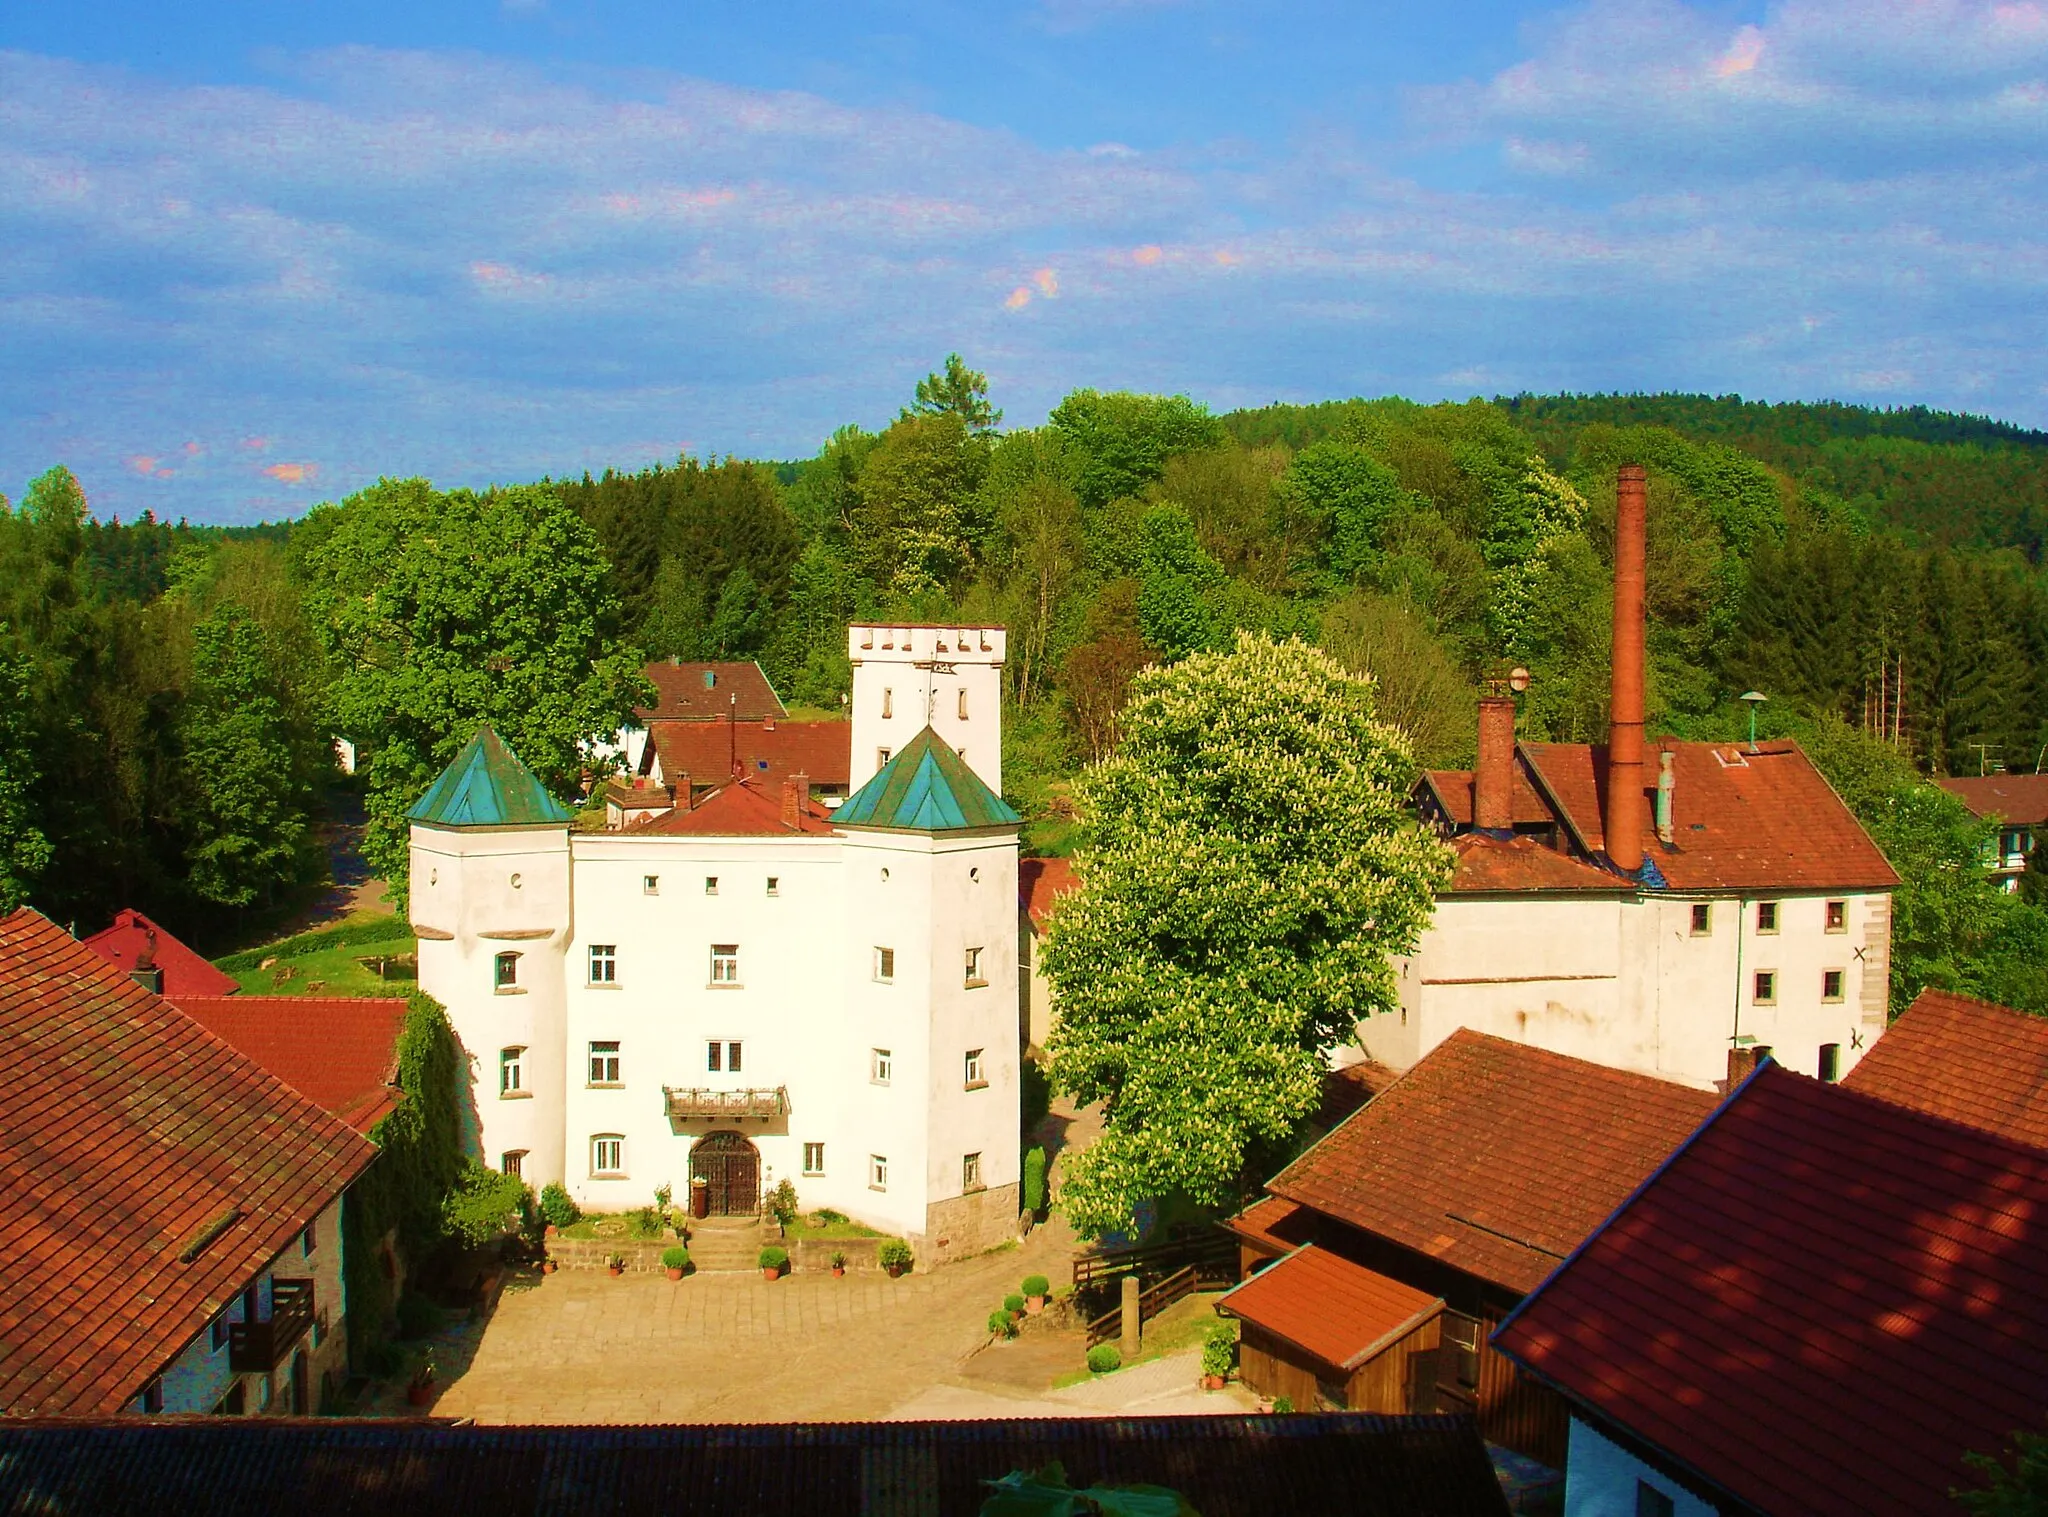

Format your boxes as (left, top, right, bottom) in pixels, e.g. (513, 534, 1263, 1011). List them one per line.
(544, 1236, 684, 1272)
(922, 1182, 1022, 1266)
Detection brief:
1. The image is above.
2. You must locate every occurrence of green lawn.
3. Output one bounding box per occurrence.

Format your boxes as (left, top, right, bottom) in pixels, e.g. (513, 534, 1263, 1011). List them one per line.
(784, 1210, 884, 1240)
(216, 909, 414, 998)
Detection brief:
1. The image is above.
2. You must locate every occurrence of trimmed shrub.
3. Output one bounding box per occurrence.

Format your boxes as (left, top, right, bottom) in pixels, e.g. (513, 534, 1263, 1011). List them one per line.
(758, 1245, 790, 1271)
(878, 1238, 913, 1270)
(1272, 1395, 1295, 1414)
(988, 1309, 1012, 1338)
(628, 1206, 663, 1240)
(1021, 1061, 1052, 1132)
(538, 1183, 579, 1230)
(1021, 1274, 1050, 1298)
(1086, 1344, 1122, 1375)
(1003, 1294, 1026, 1316)
(661, 1246, 689, 1270)
(1202, 1335, 1235, 1378)
(1022, 1146, 1048, 1215)
(767, 1178, 800, 1228)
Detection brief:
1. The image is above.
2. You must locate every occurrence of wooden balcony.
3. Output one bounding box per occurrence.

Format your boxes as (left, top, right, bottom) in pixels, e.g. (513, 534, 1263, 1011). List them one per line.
(228, 1278, 315, 1373)
(663, 1085, 790, 1122)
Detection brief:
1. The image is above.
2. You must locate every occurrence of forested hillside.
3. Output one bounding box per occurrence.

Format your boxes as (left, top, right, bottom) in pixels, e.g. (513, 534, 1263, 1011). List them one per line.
(7, 372, 2048, 1013)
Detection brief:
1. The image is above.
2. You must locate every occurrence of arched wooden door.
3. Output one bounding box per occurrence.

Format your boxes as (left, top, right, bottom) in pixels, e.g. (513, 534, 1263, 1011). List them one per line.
(690, 1131, 760, 1215)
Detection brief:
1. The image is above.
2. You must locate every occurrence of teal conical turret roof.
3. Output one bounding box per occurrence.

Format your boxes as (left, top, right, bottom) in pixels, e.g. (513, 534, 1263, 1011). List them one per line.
(407, 727, 574, 829)
(835, 727, 1021, 833)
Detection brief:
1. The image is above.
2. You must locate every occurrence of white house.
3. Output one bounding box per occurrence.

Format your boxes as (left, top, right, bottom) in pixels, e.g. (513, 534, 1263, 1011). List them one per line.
(409, 625, 1023, 1260)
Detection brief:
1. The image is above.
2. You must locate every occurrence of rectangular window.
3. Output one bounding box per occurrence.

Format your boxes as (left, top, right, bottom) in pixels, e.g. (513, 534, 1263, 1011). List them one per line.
(141, 1377, 165, 1414)
(210, 1312, 229, 1353)
(1826, 899, 1847, 932)
(872, 1048, 893, 1084)
(958, 688, 970, 721)
(1820, 1042, 1842, 1082)
(964, 1048, 986, 1088)
(258, 1375, 273, 1412)
(1443, 1312, 1481, 1391)
(870, 1154, 888, 1191)
(1822, 969, 1845, 1003)
(705, 876, 719, 895)
(803, 1142, 825, 1176)
(963, 1151, 982, 1190)
(711, 944, 740, 984)
(766, 876, 780, 897)
(643, 874, 659, 895)
(1754, 970, 1777, 1005)
(1757, 900, 1780, 933)
(591, 1135, 624, 1176)
(874, 946, 895, 983)
(707, 1040, 721, 1073)
(877, 747, 892, 768)
(588, 944, 618, 984)
(300, 1223, 316, 1258)
(502, 1150, 525, 1179)
(494, 951, 519, 989)
(882, 687, 893, 719)
(1635, 1482, 1675, 1517)
(1689, 902, 1711, 936)
(727, 1041, 743, 1074)
(588, 1040, 621, 1085)
(499, 1046, 525, 1095)
(964, 946, 985, 987)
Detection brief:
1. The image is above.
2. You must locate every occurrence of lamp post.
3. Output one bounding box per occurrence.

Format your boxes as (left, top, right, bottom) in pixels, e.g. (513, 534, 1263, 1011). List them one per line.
(1739, 691, 1767, 752)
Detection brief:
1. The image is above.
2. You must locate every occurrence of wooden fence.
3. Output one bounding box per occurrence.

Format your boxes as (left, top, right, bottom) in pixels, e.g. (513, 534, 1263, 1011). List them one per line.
(1083, 1264, 1202, 1347)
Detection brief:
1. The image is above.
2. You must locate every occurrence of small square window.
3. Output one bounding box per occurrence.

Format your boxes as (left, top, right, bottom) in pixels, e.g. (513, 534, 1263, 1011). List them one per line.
(589, 1040, 622, 1085)
(1756, 901, 1780, 934)
(964, 946, 985, 987)
(711, 944, 740, 984)
(591, 1135, 624, 1176)
(1822, 969, 1845, 1003)
(494, 951, 519, 989)
(705, 876, 719, 896)
(964, 1048, 986, 1088)
(877, 747, 892, 768)
(502, 1150, 526, 1179)
(300, 1223, 316, 1258)
(1754, 970, 1777, 1005)
(963, 1151, 982, 1191)
(1689, 902, 1711, 936)
(588, 944, 618, 984)
(803, 1142, 825, 1176)
(874, 946, 895, 983)
(1825, 899, 1847, 932)
(500, 1046, 525, 1095)
(766, 876, 780, 897)
(1819, 1042, 1841, 1082)
(643, 874, 659, 895)
(872, 1048, 893, 1085)
(870, 1154, 889, 1191)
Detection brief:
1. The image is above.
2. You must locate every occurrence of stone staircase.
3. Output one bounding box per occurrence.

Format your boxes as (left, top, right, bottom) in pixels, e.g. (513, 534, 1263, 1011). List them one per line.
(686, 1213, 776, 1274)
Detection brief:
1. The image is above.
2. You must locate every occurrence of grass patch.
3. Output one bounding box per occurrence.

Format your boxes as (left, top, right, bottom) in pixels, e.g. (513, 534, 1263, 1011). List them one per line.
(785, 1209, 883, 1240)
(557, 1214, 633, 1241)
(1022, 818, 1079, 857)
(782, 704, 847, 723)
(217, 909, 414, 997)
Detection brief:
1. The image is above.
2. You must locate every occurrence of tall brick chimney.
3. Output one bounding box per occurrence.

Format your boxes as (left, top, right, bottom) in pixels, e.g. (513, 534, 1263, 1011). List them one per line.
(1606, 464, 1648, 874)
(782, 773, 809, 828)
(1474, 696, 1517, 831)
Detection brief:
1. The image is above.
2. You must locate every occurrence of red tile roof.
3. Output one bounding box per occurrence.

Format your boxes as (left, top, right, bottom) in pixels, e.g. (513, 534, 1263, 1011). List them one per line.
(1443, 834, 1628, 894)
(1518, 739, 1897, 892)
(1420, 769, 1553, 828)
(635, 661, 786, 722)
(78, 909, 239, 999)
(643, 720, 851, 789)
(1843, 988, 2048, 1149)
(1218, 1245, 1444, 1372)
(1223, 1196, 1315, 1256)
(169, 996, 410, 1135)
(1268, 1030, 1720, 1294)
(1938, 772, 2048, 825)
(1495, 1065, 2048, 1517)
(1018, 856, 1078, 929)
(636, 777, 835, 837)
(0, 910, 377, 1415)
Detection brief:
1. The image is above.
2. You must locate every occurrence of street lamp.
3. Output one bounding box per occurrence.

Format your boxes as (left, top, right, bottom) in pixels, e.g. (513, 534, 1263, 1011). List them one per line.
(1739, 691, 1768, 752)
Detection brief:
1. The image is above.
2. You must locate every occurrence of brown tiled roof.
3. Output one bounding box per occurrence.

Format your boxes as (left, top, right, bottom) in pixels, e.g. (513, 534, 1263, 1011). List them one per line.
(0, 1414, 1515, 1516)
(1218, 1245, 1444, 1372)
(169, 996, 411, 1136)
(1495, 1065, 2048, 1517)
(1518, 739, 1898, 892)
(1843, 987, 2048, 1148)
(643, 720, 850, 788)
(78, 909, 240, 998)
(1420, 769, 1552, 827)
(1443, 834, 1628, 894)
(636, 777, 835, 837)
(1267, 1030, 1720, 1295)
(1017, 856, 1078, 929)
(1939, 772, 2048, 825)
(636, 661, 786, 722)
(0, 910, 378, 1415)
(1223, 1196, 1315, 1256)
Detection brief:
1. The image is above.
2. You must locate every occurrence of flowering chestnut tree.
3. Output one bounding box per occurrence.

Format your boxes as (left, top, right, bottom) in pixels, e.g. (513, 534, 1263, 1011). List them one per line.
(1041, 631, 1452, 1237)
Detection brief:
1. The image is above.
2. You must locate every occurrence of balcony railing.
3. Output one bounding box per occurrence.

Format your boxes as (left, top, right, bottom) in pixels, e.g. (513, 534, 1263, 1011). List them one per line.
(663, 1085, 790, 1121)
(228, 1278, 315, 1373)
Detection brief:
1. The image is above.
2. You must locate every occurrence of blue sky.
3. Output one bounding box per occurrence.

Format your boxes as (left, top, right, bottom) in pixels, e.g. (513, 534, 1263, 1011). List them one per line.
(5, 0, 2045, 524)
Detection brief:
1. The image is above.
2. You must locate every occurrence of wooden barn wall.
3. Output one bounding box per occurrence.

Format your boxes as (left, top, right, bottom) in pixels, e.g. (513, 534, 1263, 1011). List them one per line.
(1237, 1326, 1321, 1410)
(1477, 1303, 1569, 1469)
(1345, 1314, 1441, 1415)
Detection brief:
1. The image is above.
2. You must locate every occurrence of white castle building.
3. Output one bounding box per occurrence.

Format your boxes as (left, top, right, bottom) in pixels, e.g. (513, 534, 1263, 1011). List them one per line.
(407, 626, 1023, 1258)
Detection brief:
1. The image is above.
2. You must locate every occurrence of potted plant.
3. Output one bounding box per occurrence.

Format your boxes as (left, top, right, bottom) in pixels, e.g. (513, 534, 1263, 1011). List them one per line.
(987, 1309, 1018, 1341)
(1021, 1274, 1050, 1314)
(541, 1255, 558, 1276)
(829, 1250, 847, 1278)
(1003, 1293, 1026, 1322)
(661, 1245, 689, 1281)
(878, 1239, 913, 1278)
(758, 1244, 789, 1280)
(606, 1252, 626, 1277)
(1201, 1335, 1234, 1391)
(406, 1352, 437, 1406)
(767, 1178, 800, 1234)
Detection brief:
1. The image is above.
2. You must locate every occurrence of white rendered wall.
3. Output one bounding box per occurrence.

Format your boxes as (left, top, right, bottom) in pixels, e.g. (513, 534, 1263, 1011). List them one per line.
(410, 823, 573, 1185)
(1563, 1417, 1717, 1517)
(848, 624, 1007, 796)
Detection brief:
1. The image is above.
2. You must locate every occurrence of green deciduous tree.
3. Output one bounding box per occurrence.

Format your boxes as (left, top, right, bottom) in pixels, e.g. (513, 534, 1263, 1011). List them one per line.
(1134, 505, 1225, 659)
(0, 643, 51, 911)
(1047, 391, 1226, 510)
(1042, 633, 1452, 1235)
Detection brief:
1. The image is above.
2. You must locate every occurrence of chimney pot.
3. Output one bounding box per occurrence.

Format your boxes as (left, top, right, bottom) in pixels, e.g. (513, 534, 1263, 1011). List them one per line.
(1605, 465, 1648, 874)
(1474, 696, 1517, 832)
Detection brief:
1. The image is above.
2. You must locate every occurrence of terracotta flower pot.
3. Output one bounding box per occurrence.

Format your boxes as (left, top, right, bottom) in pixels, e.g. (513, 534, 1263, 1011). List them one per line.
(607, 1265, 624, 1277)
(831, 1265, 846, 1277)
(762, 1265, 780, 1281)
(542, 1259, 557, 1275)
(885, 1263, 906, 1279)
(1025, 1296, 1045, 1314)
(665, 1266, 684, 1281)
(1201, 1375, 1225, 1392)
(544, 1223, 558, 1237)
(406, 1383, 434, 1407)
